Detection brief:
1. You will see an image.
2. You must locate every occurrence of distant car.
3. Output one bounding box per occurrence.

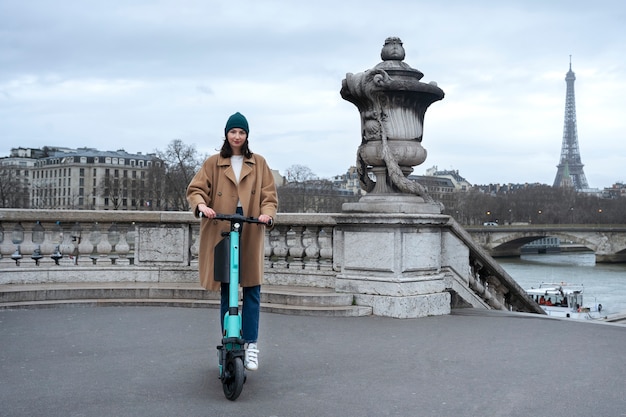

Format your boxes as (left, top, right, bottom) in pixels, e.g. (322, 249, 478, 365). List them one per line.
(483, 222, 499, 226)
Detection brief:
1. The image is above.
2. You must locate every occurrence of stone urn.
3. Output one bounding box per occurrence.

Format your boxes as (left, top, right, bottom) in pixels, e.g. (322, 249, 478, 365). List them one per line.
(340, 37, 444, 212)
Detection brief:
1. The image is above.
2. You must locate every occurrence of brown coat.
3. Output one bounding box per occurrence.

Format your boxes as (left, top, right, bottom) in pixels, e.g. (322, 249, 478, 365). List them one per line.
(186, 153, 278, 291)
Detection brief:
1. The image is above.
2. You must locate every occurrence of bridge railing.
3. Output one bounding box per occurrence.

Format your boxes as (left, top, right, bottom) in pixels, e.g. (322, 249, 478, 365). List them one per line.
(0, 209, 341, 288)
(0, 209, 541, 314)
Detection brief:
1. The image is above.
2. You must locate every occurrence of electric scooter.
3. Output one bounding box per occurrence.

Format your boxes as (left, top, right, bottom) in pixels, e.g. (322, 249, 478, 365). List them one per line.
(210, 212, 266, 401)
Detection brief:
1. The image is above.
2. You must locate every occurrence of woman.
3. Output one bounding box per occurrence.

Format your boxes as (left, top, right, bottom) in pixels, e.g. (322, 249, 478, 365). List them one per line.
(187, 112, 278, 371)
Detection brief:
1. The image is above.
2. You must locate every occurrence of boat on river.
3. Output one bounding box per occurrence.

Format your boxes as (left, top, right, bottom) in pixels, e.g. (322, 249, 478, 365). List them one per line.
(525, 283, 605, 320)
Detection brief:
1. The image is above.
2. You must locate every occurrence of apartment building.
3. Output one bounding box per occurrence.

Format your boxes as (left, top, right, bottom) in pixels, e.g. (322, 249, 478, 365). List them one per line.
(2, 147, 162, 210)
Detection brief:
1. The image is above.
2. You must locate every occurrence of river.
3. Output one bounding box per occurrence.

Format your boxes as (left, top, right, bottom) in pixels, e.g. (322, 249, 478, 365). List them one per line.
(497, 252, 626, 316)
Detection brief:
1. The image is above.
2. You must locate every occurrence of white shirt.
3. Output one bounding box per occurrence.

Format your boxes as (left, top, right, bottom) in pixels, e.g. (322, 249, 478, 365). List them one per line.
(231, 155, 243, 183)
(231, 155, 244, 207)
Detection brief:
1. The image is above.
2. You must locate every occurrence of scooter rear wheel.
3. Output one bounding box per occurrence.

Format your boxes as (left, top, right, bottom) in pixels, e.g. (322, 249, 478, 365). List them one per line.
(222, 356, 245, 401)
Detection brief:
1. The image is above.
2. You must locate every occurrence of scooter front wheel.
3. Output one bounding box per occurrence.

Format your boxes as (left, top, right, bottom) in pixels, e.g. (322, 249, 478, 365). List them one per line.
(222, 356, 245, 401)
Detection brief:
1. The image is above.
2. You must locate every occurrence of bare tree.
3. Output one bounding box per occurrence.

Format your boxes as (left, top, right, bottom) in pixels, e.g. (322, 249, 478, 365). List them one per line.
(278, 165, 316, 212)
(285, 164, 317, 183)
(444, 184, 626, 225)
(156, 139, 204, 210)
(0, 166, 29, 208)
(98, 173, 129, 210)
(143, 161, 166, 210)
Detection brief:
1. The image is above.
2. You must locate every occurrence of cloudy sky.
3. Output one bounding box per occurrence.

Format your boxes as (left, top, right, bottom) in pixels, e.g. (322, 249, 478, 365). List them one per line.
(1, 0, 624, 188)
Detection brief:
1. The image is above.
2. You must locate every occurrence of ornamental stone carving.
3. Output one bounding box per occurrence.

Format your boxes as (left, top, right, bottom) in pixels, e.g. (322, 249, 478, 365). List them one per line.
(340, 37, 444, 212)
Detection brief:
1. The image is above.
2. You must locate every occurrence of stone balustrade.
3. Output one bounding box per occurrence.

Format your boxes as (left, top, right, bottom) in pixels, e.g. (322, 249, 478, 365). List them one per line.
(0, 209, 542, 315)
(0, 210, 339, 289)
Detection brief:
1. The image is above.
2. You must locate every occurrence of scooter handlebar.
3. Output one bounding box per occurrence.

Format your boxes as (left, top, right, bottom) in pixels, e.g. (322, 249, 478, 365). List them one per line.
(200, 212, 271, 226)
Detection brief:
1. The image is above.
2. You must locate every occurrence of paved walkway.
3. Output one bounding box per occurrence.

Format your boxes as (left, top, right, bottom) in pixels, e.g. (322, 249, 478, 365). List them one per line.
(1, 307, 625, 417)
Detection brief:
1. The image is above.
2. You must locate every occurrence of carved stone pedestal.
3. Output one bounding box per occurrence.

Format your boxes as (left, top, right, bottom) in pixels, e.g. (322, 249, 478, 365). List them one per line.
(334, 214, 451, 318)
(342, 194, 442, 214)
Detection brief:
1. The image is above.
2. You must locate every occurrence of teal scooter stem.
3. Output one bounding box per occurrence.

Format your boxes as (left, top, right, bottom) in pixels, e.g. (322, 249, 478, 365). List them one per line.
(223, 219, 241, 340)
(208, 212, 267, 401)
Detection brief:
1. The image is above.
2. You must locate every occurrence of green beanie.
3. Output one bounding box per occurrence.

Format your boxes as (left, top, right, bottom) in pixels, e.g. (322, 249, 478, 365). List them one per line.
(224, 112, 249, 136)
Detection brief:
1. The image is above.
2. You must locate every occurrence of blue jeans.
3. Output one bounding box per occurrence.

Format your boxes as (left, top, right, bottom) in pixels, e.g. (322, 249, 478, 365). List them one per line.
(220, 284, 260, 343)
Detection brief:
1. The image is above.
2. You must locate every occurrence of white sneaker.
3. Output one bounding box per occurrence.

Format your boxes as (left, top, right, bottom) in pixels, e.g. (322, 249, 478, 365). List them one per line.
(245, 343, 259, 371)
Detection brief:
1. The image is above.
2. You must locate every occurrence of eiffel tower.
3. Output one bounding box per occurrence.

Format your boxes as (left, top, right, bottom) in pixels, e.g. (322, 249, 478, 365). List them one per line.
(553, 57, 589, 190)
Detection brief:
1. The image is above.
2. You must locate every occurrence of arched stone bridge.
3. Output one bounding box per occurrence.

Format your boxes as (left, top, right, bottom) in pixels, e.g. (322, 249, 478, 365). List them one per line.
(466, 225, 626, 263)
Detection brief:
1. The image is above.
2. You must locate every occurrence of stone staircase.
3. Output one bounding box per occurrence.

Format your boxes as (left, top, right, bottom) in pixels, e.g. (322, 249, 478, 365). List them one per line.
(0, 283, 372, 317)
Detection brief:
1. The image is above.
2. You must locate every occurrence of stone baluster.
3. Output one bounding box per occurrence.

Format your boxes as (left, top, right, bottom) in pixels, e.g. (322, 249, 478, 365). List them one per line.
(266, 227, 278, 268)
(126, 222, 136, 265)
(468, 257, 505, 309)
(89, 222, 111, 265)
(33, 222, 56, 268)
(0, 223, 3, 261)
(190, 222, 200, 266)
(31, 221, 45, 266)
(97, 223, 113, 264)
(263, 228, 272, 269)
(21, 223, 38, 266)
(468, 258, 484, 298)
(50, 222, 64, 265)
(35, 221, 57, 267)
(286, 226, 305, 270)
(107, 223, 120, 265)
(482, 278, 503, 310)
(59, 222, 78, 265)
(87, 222, 102, 265)
(0, 223, 9, 265)
(11, 223, 25, 266)
(115, 224, 130, 266)
(68, 222, 84, 265)
(269, 225, 289, 269)
(0, 223, 21, 266)
(318, 226, 334, 271)
(302, 226, 320, 270)
(486, 275, 506, 308)
(76, 223, 93, 266)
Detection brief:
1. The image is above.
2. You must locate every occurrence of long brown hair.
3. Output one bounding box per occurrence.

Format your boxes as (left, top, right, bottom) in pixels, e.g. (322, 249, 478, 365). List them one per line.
(219, 136, 253, 159)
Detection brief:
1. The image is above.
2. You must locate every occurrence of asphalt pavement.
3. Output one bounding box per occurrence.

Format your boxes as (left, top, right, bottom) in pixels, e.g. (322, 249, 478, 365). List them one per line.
(1, 306, 625, 417)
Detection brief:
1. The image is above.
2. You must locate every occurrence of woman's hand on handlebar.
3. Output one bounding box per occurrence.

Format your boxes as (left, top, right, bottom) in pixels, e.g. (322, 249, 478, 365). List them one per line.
(258, 214, 272, 224)
(197, 204, 216, 219)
